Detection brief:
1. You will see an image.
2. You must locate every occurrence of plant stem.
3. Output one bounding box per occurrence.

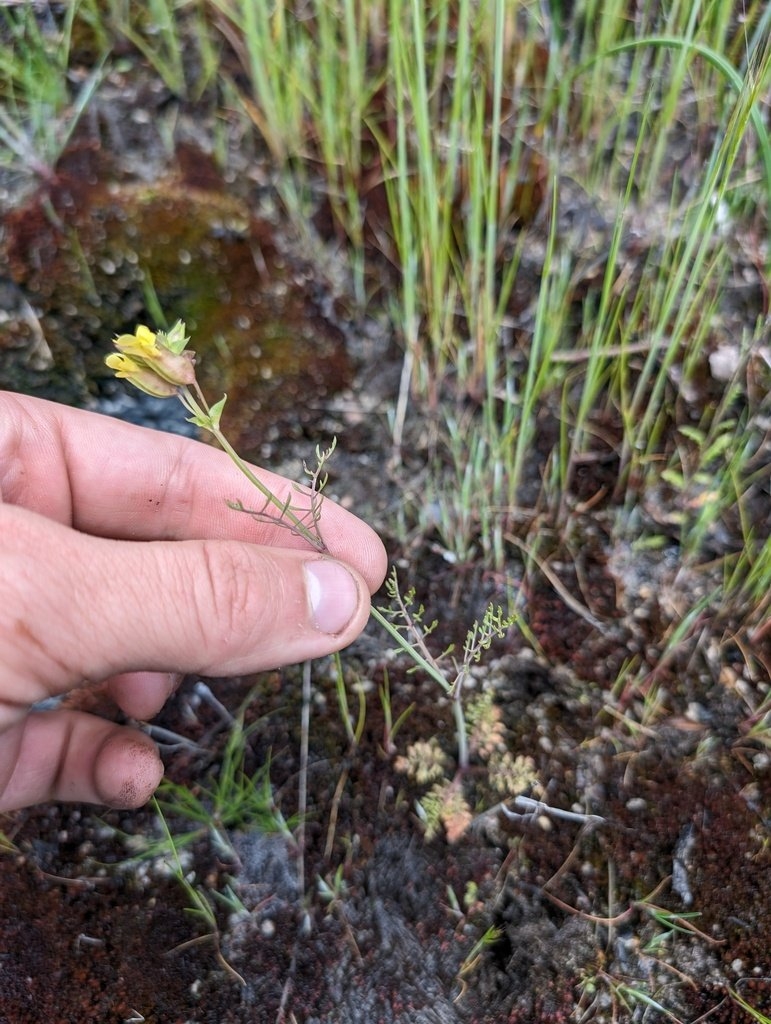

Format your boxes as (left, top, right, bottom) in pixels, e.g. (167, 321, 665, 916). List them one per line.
(369, 606, 450, 693)
(180, 384, 326, 552)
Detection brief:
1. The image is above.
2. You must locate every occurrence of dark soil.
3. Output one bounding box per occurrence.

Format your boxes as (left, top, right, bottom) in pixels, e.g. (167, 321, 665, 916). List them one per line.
(2, 647, 770, 1023)
(1, 11, 771, 1024)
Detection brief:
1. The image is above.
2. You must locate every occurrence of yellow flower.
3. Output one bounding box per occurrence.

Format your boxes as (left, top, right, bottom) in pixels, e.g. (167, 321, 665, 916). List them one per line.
(113, 324, 159, 358)
(105, 353, 139, 374)
(106, 321, 196, 391)
(105, 352, 180, 398)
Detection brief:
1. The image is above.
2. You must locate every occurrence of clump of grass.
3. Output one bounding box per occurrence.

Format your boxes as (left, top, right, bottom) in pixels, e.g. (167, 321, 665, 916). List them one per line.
(200, 0, 771, 610)
(151, 797, 248, 985)
(104, 0, 221, 99)
(152, 732, 291, 859)
(120, 686, 292, 869)
(0, 1, 106, 179)
(117, 689, 292, 981)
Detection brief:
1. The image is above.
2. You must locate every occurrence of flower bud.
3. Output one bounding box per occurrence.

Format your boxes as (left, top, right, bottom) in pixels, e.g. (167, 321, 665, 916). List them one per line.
(161, 319, 191, 354)
(150, 346, 197, 386)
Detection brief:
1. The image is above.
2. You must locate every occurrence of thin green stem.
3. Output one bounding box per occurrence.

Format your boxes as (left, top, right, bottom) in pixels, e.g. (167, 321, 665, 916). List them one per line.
(178, 384, 326, 552)
(369, 606, 451, 694)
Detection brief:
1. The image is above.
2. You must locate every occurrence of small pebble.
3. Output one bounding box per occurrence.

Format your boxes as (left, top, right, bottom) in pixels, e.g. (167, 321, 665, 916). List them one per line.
(626, 797, 647, 813)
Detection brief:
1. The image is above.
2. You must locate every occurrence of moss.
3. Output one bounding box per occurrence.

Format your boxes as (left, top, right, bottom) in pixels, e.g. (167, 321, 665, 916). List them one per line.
(1, 159, 350, 448)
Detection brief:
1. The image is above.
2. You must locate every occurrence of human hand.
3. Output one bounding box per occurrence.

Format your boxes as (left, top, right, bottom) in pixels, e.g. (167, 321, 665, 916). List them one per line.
(0, 392, 387, 812)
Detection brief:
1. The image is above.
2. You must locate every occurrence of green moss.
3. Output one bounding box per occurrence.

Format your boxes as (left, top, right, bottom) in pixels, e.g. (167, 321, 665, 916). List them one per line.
(1, 172, 349, 448)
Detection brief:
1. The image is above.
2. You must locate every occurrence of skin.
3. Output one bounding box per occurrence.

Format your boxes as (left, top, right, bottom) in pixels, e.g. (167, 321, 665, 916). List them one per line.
(0, 391, 388, 813)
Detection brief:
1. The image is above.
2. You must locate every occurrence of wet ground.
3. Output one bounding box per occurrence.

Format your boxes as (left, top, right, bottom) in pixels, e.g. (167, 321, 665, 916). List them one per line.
(1, 23, 771, 1024)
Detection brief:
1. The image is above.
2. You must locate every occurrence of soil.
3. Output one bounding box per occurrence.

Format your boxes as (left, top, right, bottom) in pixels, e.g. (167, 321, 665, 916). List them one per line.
(1, 12, 771, 1024)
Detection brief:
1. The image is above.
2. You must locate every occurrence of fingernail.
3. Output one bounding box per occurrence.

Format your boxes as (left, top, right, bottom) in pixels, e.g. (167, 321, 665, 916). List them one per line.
(305, 559, 360, 634)
(166, 672, 183, 696)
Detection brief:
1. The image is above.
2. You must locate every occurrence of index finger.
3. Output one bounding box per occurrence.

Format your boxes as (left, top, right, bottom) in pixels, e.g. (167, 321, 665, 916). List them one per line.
(0, 392, 388, 593)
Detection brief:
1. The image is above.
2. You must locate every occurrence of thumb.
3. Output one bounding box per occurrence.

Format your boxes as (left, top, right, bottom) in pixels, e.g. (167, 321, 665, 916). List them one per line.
(0, 504, 371, 715)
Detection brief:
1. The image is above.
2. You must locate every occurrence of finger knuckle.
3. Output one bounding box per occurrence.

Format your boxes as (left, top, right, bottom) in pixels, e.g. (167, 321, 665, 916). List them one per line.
(194, 542, 276, 645)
